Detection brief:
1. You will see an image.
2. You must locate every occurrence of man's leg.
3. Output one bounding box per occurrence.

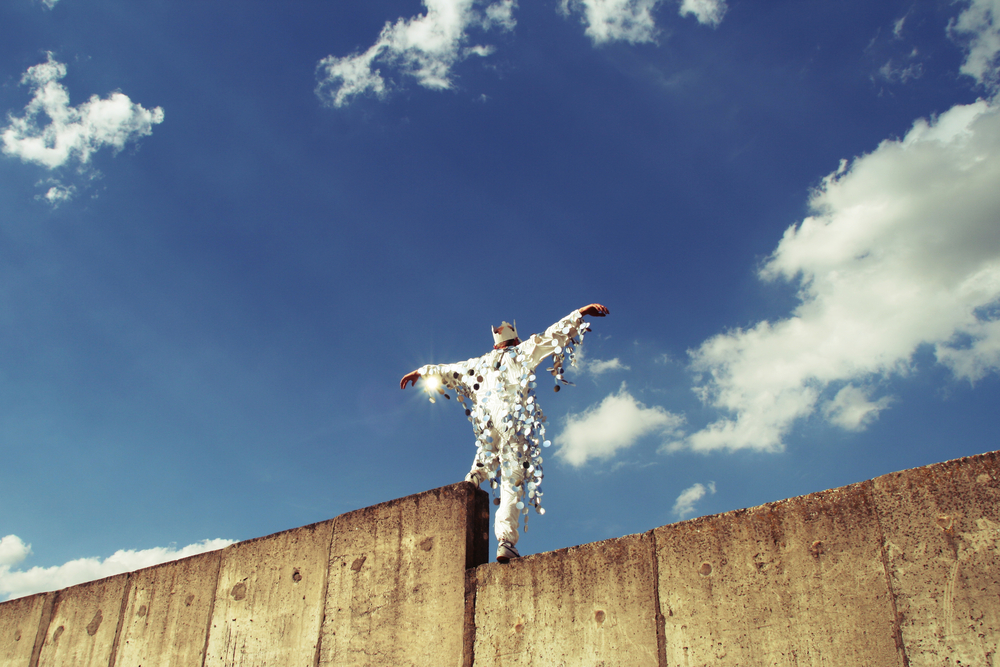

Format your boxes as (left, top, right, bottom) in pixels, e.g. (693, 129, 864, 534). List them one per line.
(494, 468, 523, 562)
(466, 427, 501, 485)
(461, 451, 520, 547)
(465, 448, 497, 485)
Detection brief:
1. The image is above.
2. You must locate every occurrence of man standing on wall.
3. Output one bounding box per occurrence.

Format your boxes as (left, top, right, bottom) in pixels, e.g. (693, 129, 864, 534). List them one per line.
(401, 304, 609, 562)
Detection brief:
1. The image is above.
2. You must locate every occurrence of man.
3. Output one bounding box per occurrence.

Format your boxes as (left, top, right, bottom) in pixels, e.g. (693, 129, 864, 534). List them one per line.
(400, 303, 609, 562)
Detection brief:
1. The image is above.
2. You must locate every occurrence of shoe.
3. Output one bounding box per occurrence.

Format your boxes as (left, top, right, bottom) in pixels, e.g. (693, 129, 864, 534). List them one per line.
(496, 540, 520, 563)
(465, 468, 489, 485)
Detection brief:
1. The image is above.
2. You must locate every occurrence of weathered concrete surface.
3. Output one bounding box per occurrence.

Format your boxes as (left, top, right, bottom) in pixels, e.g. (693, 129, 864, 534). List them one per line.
(3, 458, 1000, 666)
(472, 532, 661, 667)
(35, 574, 128, 667)
(320, 482, 489, 667)
(655, 481, 906, 667)
(0, 592, 49, 667)
(873, 450, 1000, 666)
(203, 519, 334, 667)
(115, 550, 222, 667)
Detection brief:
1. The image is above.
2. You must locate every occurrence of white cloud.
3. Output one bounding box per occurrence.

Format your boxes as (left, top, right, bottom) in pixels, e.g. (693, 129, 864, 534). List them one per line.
(34, 178, 76, 207)
(950, 0, 1000, 88)
(559, 0, 662, 44)
(556, 383, 684, 466)
(936, 318, 1000, 381)
(681, 98, 1000, 452)
(485, 0, 517, 31)
(893, 15, 908, 39)
(0, 535, 32, 570)
(316, 0, 517, 107)
(866, 12, 925, 88)
(1, 54, 164, 171)
(678, 0, 727, 27)
(584, 357, 630, 375)
(822, 384, 894, 431)
(672, 481, 716, 518)
(558, 0, 725, 44)
(39, 0, 60, 8)
(877, 56, 924, 84)
(0, 534, 235, 602)
(320, 0, 726, 101)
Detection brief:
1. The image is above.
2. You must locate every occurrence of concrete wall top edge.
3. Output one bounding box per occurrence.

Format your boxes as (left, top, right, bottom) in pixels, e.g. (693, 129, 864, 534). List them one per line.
(649, 448, 998, 535)
(463, 448, 998, 571)
(220, 515, 337, 551)
(4, 454, 995, 610)
(0, 544, 228, 606)
(332, 481, 476, 519)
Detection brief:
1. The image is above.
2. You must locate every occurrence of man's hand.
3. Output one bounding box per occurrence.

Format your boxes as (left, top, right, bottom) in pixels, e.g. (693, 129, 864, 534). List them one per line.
(400, 370, 421, 389)
(580, 303, 609, 317)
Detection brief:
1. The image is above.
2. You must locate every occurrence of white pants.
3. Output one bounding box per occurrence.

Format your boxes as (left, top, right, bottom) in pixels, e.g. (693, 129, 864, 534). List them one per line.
(469, 457, 524, 545)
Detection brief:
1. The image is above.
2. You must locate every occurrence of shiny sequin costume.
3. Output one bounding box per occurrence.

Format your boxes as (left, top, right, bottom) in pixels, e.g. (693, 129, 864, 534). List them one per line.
(418, 310, 589, 546)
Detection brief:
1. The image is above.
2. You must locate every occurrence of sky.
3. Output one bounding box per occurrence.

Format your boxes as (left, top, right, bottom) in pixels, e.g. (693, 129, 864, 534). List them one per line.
(1, 0, 999, 601)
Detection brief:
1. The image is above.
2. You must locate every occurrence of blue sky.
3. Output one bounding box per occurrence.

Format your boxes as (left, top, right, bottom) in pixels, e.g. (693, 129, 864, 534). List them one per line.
(2, 0, 999, 599)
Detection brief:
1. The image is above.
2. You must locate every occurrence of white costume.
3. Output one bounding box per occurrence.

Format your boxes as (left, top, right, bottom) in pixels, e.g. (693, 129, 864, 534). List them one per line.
(418, 310, 590, 546)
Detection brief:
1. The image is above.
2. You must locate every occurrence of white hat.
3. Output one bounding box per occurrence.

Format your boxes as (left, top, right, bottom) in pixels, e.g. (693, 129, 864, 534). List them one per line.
(492, 320, 518, 346)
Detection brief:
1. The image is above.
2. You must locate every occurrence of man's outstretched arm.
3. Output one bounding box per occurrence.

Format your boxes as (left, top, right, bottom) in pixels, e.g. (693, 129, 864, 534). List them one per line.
(579, 303, 609, 318)
(400, 370, 421, 389)
(402, 306, 606, 388)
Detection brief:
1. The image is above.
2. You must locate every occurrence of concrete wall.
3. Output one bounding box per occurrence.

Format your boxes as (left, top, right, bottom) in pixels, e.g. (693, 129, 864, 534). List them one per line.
(468, 450, 1000, 667)
(0, 483, 488, 667)
(2, 450, 998, 667)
